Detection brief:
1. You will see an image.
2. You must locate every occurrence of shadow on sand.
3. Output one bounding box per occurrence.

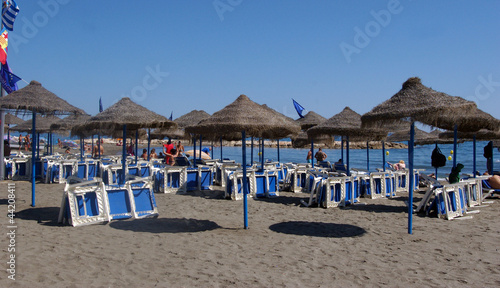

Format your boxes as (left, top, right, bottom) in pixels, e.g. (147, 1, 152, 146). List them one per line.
(109, 217, 221, 233)
(15, 207, 62, 226)
(269, 221, 366, 238)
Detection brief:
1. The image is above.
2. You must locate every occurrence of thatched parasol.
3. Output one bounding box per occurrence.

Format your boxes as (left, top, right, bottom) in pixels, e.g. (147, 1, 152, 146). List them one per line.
(290, 131, 334, 148)
(11, 115, 62, 134)
(296, 111, 327, 130)
(308, 107, 386, 140)
(174, 110, 211, 128)
(438, 129, 500, 141)
(361, 77, 477, 129)
(185, 95, 300, 139)
(73, 97, 177, 132)
(5, 113, 24, 125)
(0, 80, 85, 116)
(361, 77, 479, 235)
(433, 107, 500, 132)
(50, 114, 91, 131)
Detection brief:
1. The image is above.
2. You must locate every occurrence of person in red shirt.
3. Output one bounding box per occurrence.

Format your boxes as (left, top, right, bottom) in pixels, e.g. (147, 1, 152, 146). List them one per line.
(163, 139, 175, 164)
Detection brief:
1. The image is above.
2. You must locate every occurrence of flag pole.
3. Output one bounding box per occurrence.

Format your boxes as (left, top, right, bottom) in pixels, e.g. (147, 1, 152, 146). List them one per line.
(0, 5, 5, 180)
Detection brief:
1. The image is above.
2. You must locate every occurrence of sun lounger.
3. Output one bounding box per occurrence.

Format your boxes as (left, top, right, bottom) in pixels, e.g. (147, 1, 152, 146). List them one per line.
(58, 179, 109, 227)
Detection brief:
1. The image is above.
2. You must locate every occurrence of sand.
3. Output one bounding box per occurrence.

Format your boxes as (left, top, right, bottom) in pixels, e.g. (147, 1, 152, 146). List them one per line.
(1, 177, 500, 287)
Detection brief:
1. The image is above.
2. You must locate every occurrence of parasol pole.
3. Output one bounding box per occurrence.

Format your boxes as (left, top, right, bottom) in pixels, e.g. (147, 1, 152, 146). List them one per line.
(408, 121, 415, 234)
(220, 136, 222, 160)
(340, 136, 344, 163)
(277, 139, 280, 163)
(261, 138, 265, 170)
(251, 136, 254, 164)
(121, 125, 126, 185)
(135, 130, 138, 164)
(242, 130, 248, 229)
(453, 124, 457, 169)
(147, 128, 151, 161)
(310, 139, 314, 167)
(346, 135, 350, 176)
(473, 135, 476, 178)
(366, 141, 370, 171)
(382, 140, 386, 171)
(31, 111, 36, 207)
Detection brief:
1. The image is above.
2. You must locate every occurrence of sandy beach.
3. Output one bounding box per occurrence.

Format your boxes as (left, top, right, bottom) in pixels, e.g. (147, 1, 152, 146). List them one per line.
(1, 175, 500, 287)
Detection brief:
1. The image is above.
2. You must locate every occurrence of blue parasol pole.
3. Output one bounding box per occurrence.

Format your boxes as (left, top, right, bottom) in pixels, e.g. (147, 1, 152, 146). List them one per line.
(310, 139, 314, 166)
(473, 135, 476, 177)
(31, 111, 36, 207)
(251, 137, 254, 164)
(382, 141, 386, 171)
(121, 125, 126, 185)
(277, 139, 280, 163)
(36, 132, 40, 159)
(261, 138, 265, 170)
(98, 132, 101, 158)
(366, 141, 370, 171)
(340, 136, 344, 162)
(80, 136, 83, 161)
(453, 124, 458, 169)
(193, 136, 197, 167)
(135, 130, 138, 164)
(91, 134, 94, 158)
(147, 128, 151, 161)
(346, 135, 350, 176)
(408, 122, 415, 234)
(200, 135, 203, 159)
(220, 136, 223, 160)
(242, 130, 248, 229)
(435, 142, 438, 179)
(211, 141, 214, 159)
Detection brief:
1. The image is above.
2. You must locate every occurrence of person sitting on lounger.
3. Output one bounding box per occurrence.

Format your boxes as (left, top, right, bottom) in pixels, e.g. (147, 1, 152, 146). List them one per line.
(140, 149, 148, 160)
(482, 172, 500, 189)
(149, 148, 157, 159)
(388, 160, 406, 171)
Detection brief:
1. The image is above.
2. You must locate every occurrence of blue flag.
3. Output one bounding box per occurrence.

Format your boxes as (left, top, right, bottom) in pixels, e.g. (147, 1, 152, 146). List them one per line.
(2, 0, 19, 31)
(99, 97, 103, 112)
(169, 111, 173, 120)
(0, 61, 20, 94)
(292, 99, 305, 118)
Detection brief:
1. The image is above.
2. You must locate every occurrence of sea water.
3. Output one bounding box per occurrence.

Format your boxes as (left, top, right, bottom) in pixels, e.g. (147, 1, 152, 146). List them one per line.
(157, 141, 500, 178)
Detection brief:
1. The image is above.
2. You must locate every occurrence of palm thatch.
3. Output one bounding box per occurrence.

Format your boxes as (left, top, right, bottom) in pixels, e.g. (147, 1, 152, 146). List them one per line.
(433, 107, 500, 132)
(185, 94, 301, 140)
(50, 114, 91, 131)
(72, 97, 177, 134)
(260, 104, 300, 139)
(387, 127, 433, 142)
(174, 110, 211, 128)
(439, 129, 500, 141)
(0, 80, 85, 116)
(149, 127, 186, 140)
(11, 115, 62, 133)
(5, 113, 24, 125)
(361, 77, 478, 130)
(290, 131, 334, 148)
(307, 107, 386, 141)
(296, 111, 327, 130)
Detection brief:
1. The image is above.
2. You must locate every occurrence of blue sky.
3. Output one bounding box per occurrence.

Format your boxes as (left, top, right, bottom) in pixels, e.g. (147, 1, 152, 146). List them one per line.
(7, 0, 500, 122)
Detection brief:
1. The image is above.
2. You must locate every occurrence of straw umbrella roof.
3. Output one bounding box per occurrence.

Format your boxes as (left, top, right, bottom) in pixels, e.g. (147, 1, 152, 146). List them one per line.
(11, 115, 62, 133)
(296, 111, 327, 130)
(72, 97, 177, 133)
(50, 114, 91, 131)
(260, 104, 300, 139)
(290, 131, 334, 148)
(185, 94, 301, 139)
(386, 127, 432, 142)
(307, 106, 386, 140)
(439, 129, 500, 141)
(361, 77, 478, 129)
(433, 107, 500, 132)
(174, 110, 211, 128)
(0, 80, 85, 116)
(5, 113, 24, 125)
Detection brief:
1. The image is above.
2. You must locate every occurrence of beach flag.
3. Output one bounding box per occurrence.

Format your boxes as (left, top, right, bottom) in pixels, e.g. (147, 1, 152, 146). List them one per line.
(2, 0, 19, 31)
(0, 28, 7, 64)
(292, 99, 305, 118)
(99, 97, 103, 112)
(169, 111, 173, 120)
(0, 60, 21, 94)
